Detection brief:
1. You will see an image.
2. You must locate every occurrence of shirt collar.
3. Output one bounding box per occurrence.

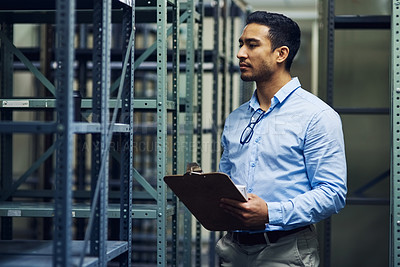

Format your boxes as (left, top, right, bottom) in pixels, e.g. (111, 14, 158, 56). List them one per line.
(248, 77, 301, 111)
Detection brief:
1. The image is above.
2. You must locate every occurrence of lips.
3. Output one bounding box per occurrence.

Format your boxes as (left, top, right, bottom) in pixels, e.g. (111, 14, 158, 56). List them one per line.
(239, 62, 251, 71)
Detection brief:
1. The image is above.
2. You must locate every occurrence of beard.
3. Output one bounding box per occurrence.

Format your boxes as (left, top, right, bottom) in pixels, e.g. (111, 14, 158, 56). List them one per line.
(240, 66, 273, 82)
(240, 72, 254, 81)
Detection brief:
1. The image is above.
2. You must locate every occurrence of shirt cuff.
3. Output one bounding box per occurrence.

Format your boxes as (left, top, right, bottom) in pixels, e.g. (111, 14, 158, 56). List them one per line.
(266, 201, 283, 225)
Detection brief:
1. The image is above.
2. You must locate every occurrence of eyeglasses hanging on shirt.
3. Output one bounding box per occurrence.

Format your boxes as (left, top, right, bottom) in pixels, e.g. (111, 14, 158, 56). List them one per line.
(240, 108, 266, 145)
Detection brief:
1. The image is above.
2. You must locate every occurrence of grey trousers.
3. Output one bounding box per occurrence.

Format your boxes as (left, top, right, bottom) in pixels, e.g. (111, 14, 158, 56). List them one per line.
(215, 225, 320, 267)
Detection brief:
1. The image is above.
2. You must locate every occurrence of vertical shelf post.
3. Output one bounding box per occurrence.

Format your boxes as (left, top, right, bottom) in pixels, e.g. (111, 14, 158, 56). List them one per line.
(390, 0, 400, 266)
(211, 0, 221, 172)
(327, 0, 335, 107)
(183, 0, 196, 265)
(171, 0, 180, 266)
(209, 1, 221, 266)
(53, 0, 75, 265)
(100, 0, 111, 264)
(156, 0, 168, 265)
(323, 0, 336, 265)
(195, 1, 204, 266)
(90, 1, 111, 264)
(91, 0, 102, 257)
(119, 3, 135, 266)
(0, 22, 13, 241)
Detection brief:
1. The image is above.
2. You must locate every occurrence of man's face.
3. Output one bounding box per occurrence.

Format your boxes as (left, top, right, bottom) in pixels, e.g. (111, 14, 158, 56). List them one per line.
(237, 23, 277, 82)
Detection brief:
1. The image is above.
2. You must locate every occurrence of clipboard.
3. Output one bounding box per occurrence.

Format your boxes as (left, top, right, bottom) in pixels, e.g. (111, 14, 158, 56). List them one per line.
(164, 163, 258, 231)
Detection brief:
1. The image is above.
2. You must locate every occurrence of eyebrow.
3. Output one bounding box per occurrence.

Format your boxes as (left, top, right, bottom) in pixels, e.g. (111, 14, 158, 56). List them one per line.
(238, 37, 261, 44)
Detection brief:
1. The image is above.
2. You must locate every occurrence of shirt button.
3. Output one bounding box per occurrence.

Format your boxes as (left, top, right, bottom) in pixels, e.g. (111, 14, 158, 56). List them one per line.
(251, 163, 256, 167)
(248, 188, 253, 193)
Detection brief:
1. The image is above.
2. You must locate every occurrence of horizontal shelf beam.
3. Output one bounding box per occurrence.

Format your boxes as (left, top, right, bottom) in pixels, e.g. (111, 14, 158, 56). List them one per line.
(0, 240, 127, 267)
(0, 202, 175, 219)
(335, 15, 390, 29)
(9, 189, 170, 201)
(334, 107, 389, 115)
(0, 121, 130, 134)
(0, 2, 193, 24)
(0, 0, 127, 10)
(16, 48, 218, 65)
(73, 122, 130, 133)
(0, 121, 58, 134)
(0, 98, 176, 111)
(346, 197, 389, 205)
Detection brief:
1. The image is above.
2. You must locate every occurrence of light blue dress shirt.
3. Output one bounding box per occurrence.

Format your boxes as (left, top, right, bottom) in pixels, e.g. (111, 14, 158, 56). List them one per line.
(219, 77, 347, 231)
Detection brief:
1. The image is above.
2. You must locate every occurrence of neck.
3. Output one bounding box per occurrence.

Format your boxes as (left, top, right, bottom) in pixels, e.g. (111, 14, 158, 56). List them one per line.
(255, 72, 292, 111)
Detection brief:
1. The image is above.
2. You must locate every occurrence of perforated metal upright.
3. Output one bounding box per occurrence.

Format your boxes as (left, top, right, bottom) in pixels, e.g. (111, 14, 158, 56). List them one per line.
(53, 0, 76, 265)
(195, 1, 204, 266)
(119, 4, 135, 266)
(155, 0, 169, 265)
(0, 20, 13, 241)
(89, 0, 112, 264)
(182, 0, 196, 265)
(171, 1, 180, 265)
(390, 1, 400, 266)
(211, 0, 221, 174)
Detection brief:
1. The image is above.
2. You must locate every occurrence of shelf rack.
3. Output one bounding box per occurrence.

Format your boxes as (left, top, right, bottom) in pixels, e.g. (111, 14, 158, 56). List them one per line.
(0, 0, 189, 265)
(324, 0, 393, 266)
(0, 0, 250, 266)
(0, 0, 135, 266)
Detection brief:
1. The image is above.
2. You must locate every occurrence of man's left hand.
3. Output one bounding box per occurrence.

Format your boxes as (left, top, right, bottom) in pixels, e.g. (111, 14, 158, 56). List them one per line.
(220, 193, 269, 228)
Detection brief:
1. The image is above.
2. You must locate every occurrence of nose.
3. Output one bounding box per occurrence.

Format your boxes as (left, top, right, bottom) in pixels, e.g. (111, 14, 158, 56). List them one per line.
(237, 46, 247, 60)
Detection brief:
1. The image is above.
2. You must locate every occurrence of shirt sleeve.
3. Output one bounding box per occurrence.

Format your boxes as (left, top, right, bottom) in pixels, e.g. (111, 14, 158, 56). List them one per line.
(267, 109, 347, 227)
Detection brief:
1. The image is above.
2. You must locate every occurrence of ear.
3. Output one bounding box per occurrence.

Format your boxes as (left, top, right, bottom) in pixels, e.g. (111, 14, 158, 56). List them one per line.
(275, 46, 289, 64)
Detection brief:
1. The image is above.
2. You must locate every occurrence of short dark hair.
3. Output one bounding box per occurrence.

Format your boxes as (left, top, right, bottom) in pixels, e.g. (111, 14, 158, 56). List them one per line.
(246, 11, 301, 71)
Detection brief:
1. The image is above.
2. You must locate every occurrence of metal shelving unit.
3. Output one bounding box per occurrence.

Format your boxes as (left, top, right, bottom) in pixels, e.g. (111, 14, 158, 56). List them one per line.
(0, 0, 134, 266)
(0, 0, 187, 265)
(0, 0, 250, 266)
(324, 0, 392, 266)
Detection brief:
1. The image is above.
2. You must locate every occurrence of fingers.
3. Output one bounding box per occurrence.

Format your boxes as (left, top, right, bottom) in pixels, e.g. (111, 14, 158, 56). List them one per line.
(219, 194, 269, 227)
(220, 203, 245, 220)
(220, 199, 244, 212)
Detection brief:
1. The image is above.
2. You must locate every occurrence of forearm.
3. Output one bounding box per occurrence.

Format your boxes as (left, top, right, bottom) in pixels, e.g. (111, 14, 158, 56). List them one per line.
(267, 184, 346, 226)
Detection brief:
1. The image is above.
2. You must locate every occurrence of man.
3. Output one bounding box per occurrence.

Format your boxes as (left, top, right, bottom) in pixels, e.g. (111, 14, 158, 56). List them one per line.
(217, 11, 347, 266)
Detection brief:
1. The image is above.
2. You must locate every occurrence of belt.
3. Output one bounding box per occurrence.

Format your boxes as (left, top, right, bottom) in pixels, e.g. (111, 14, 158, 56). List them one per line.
(229, 225, 311, 245)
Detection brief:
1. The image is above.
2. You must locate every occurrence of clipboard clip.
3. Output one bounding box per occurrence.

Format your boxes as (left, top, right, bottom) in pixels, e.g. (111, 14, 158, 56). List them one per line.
(186, 162, 203, 175)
